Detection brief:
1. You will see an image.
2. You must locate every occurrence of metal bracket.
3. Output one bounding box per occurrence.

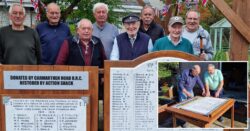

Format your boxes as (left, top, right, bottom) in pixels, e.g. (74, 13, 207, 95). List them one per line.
(81, 96, 89, 105)
(2, 96, 10, 105)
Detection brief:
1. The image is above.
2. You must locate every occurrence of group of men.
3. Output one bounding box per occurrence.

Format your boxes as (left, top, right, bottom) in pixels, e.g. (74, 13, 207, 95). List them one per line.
(178, 64, 224, 127)
(0, 2, 214, 66)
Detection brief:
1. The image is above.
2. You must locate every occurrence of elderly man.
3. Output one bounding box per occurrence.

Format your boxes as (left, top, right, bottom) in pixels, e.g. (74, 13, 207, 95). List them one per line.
(182, 10, 213, 60)
(139, 5, 164, 44)
(204, 64, 224, 98)
(204, 64, 224, 122)
(92, 2, 119, 59)
(56, 19, 106, 67)
(0, 4, 41, 64)
(36, 2, 71, 65)
(153, 16, 194, 54)
(177, 65, 205, 127)
(178, 65, 205, 102)
(110, 14, 153, 60)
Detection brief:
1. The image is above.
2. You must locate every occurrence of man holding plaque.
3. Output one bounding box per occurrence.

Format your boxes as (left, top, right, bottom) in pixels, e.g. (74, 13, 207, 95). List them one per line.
(182, 9, 213, 60)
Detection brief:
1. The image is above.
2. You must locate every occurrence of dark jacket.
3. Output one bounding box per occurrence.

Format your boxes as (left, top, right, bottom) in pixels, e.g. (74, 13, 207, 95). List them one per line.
(139, 20, 165, 44)
(66, 36, 106, 67)
(116, 32, 150, 60)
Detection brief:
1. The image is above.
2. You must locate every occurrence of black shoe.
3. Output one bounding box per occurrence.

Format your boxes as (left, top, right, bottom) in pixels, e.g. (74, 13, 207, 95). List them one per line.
(218, 117, 224, 122)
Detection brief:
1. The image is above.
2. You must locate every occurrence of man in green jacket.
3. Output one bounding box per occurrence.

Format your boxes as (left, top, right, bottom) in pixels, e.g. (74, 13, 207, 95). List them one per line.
(153, 16, 194, 55)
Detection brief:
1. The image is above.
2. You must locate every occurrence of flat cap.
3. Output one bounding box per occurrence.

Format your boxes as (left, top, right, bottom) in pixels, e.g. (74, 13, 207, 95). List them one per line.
(122, 14, 140, 23)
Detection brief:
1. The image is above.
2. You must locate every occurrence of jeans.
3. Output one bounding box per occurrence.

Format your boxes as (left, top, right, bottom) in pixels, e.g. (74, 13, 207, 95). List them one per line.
(178, 89, 194, 102)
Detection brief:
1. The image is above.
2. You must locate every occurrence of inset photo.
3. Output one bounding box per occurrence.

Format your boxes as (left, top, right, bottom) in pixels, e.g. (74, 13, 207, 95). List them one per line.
(158, 62, 248, 129)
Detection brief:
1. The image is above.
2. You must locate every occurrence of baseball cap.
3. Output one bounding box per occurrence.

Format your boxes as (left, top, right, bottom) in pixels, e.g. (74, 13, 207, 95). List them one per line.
(168, 16, 184, 26)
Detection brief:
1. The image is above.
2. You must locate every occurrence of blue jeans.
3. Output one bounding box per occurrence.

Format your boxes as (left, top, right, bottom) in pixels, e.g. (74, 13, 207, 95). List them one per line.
(178, 89, 194, 102)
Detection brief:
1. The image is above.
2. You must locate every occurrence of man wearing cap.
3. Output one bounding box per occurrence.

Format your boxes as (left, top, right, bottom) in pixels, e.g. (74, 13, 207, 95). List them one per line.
(182, 10, 213, 60)
(153, 16, 194, 55)
(110, 14, 153, 60)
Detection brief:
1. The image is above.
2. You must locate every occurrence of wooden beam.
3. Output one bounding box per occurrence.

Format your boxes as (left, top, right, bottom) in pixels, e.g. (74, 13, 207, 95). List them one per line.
(137, 0, 145, 6)
(229, 0, 249, 60)
(211, 0, 250, 43)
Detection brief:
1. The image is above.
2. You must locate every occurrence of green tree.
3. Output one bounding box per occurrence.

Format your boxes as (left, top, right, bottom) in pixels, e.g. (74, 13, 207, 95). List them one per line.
(39, 0, 122, 24)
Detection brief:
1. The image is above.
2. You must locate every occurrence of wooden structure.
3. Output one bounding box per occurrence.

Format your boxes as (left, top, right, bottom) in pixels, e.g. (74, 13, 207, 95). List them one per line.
(163, 98, 235, 128)
(210, 0, 250, 60)
(137, 0, 250, 60)
(0, 65, 99, 131)
(104, 51, 201, 131)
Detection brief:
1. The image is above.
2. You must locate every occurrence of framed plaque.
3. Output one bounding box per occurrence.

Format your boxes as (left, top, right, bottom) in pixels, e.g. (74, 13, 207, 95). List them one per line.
(0, 94, 90, 131)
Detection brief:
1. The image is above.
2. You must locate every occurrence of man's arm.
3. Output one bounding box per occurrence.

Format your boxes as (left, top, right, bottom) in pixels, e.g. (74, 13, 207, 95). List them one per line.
(204, 83, 211, 97)
(215, 80, 224, 97)
(204, 31, 214, 60)
(34, 30, 42, 64)
(215, 70, 224, 97)
(178, 71, 193, 97)
(204, 72, 211, 96)
(55, 40, 69, 65)
(196, 76, 206, 96)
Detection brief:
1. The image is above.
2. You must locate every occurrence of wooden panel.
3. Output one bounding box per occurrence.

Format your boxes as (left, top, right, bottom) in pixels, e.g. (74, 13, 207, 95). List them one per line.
(104, 51, 201, 131)
(211, 0, 250, 43)
(0, 65, 99, 131)
(229, 0, 250, 60)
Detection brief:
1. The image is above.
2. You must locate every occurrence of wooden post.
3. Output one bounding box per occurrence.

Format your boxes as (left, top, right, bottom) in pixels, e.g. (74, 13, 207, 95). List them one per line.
(210, 0, 250, 60)
(229, 0, 250, 60)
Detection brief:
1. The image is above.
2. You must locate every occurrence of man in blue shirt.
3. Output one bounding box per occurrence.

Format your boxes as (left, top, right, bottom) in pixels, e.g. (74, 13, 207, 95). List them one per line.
(36, 2, 71, 64)
(177, 65, 205, 127)
(178, 65, 205, 102)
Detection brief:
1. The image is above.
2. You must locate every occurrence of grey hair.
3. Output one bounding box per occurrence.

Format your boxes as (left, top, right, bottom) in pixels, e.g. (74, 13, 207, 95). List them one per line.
(93, 2, 109, 13)
(46, 2, 61, 12)
(77, 18, 93, 29)
(192, 65, 201, 73)
(141, 5, 155, 15)
(208, 64, 215, 69)
(9, 3, 26, 15)
(185, 9, 200, 18)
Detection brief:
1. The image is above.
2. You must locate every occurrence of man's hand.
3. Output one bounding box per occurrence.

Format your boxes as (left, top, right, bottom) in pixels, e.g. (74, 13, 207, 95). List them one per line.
(215, 91, 220, 98)
(202, 90, 206, 96)
(185, 92, 193, 98)
(205, 91, 210, 97)
(199, 52, 206, 60)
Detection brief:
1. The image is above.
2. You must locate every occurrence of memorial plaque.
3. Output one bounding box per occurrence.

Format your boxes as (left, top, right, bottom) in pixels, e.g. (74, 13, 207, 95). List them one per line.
(110, 58, 161, 131)
(4, 97, 88, 131)
(3, 71, 88, 90)
(108, 58, 247, 130)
